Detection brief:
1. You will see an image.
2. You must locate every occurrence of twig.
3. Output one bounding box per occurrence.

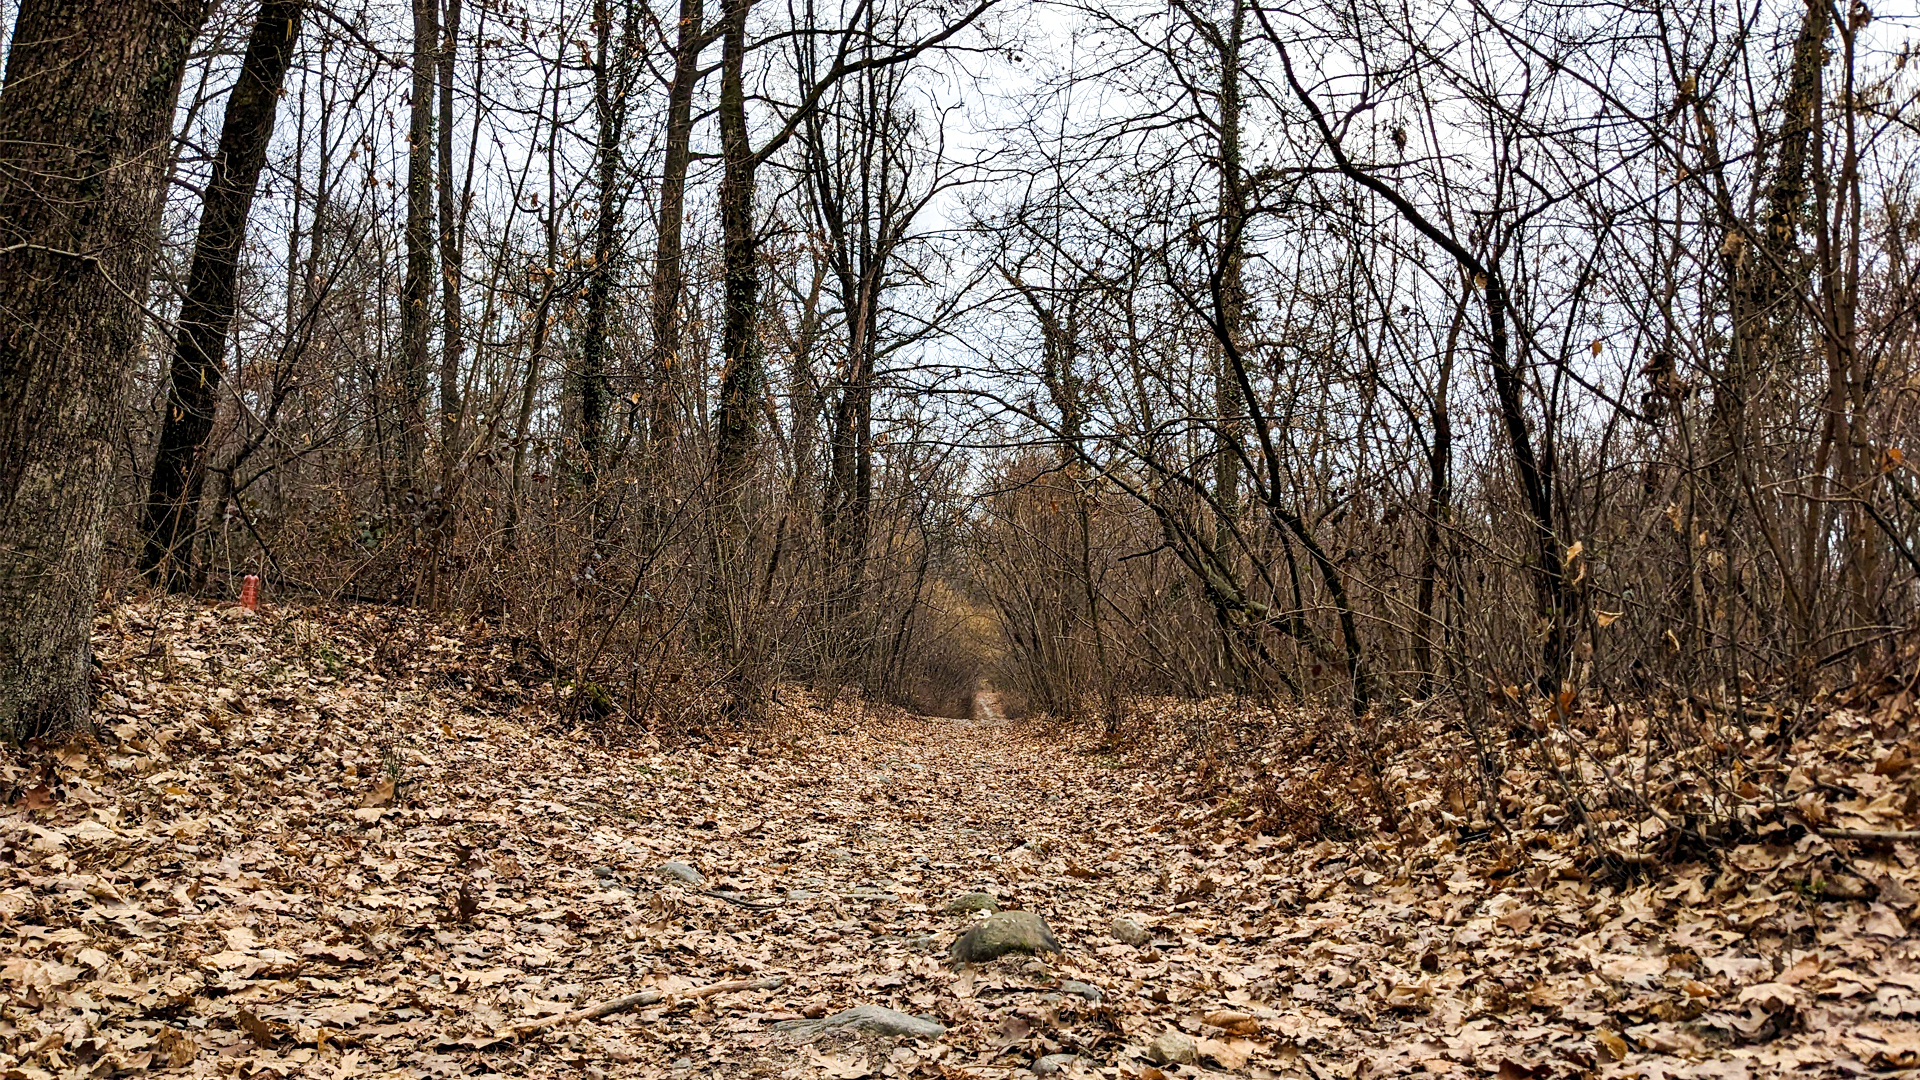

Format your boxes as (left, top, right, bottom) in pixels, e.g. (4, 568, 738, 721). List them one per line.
(702, 888, 779, 910)
(506, 976, 784, 1039)
(0, 242, 178, 334)
(1819, 828, 1920, 843)
(1685, 693, 1775, 725)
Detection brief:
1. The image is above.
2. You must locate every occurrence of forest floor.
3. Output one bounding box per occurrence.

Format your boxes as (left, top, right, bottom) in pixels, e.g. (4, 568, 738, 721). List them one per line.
(5, 602, 1920, 1079)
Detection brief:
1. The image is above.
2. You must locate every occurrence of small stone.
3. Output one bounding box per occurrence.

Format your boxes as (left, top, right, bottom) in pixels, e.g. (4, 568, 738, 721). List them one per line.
(772, 1004, 946, 1041)
(671, 1058, 693, 1071)
(1146, 1032, 1199, 1066)
(1110, 916, 1150, 946)
(1062, 980, 1103, 1004)
(1032, 1053, 1078, 1075)
(944, 891, 999, 915)
(657, 861, 705, 885)
(949, 910, 1062, 963)
(593, 865, 617, 879)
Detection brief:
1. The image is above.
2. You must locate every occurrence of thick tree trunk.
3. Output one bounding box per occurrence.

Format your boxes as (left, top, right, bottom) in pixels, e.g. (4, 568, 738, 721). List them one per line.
(712, 0, 761, 495)
(646, 0, 705, 456)
(139, 0, 303, 593)
(0, 0, 213, 739)
(399, 0, 438, 497)
(707, 0, 770, 721)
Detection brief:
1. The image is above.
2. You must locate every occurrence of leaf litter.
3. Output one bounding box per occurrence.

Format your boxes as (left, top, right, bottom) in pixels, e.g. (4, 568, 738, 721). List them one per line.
(3, 600, 1920, 1078)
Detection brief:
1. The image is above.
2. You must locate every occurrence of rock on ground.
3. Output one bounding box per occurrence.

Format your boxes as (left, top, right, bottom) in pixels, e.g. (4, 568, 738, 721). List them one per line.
(657, 860, 705, 885)
(1110, 915, 1150, 946)
(1145, 1031, 1199, 1066)
(943, 890, 998, 914)
(949, 910, 1062, 963)
(1061, 979, 1102, 1004)
(771, 1004, 946, 1042)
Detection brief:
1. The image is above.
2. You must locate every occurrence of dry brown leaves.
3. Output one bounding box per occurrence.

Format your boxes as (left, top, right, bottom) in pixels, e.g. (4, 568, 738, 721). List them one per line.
(2, 601, 1918, 1079)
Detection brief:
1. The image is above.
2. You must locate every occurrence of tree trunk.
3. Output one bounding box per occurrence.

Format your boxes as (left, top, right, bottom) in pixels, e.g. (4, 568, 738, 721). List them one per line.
(646, 0, 705, 456)
(436, 0, 465, 451)
(579, 0, 637, 484)
(1709, 0, 1827, 467)
(1413, 307, 1459, 699)
(823, 285, 875, 573)
(399, 0, 438, 498)
(1483, 269, 1570, 690)
(139, 0, 303, 593)
(712, 0, 761, 495)
(0, 0, 213, 739)
(1211, 0, 1246, 550)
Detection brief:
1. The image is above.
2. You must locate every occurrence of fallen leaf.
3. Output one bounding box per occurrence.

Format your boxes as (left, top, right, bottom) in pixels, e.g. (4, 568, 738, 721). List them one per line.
(360, 778, 396, 809)
(1594, 1029, 1628, 1062)
(1202, 1009, 1258, 1035)
(156, 1027, 198, 1068)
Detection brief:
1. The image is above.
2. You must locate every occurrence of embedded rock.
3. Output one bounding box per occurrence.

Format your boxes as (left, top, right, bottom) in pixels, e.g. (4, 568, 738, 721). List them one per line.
(773, 1004, 946, 1041)
(1146, 1032, 1199, 1066)
(657, 861, 705, 885)
(949, 910, 1062, 963)
(944, 891, 999, 915)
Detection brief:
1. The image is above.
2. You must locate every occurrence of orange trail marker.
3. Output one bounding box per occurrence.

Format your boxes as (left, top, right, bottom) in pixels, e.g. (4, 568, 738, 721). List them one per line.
(240, 574, 259, 611)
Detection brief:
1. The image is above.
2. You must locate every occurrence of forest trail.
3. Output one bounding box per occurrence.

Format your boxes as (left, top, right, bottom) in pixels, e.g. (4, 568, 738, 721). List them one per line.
(2, 602, 1912, 1079)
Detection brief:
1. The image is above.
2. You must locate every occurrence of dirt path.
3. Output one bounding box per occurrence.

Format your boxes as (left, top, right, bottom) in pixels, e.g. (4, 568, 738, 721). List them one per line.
(593, 704, 1170, 1075)
(972, 690, 1006, 726)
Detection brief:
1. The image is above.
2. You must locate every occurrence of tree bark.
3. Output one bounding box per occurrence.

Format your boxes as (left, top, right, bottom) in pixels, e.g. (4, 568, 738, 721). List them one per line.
(0, 0, 214, 738)
(645, 0, 706, 457)
(1211, 0, 1246, 550)
(712, 0, 761, 495)
(399, 0, 438, 497)
(139, 0, 303, 593)
(579, 0, 639, 483)
(1709, 0, 1827, 462)
(437, 0, 465, 451)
